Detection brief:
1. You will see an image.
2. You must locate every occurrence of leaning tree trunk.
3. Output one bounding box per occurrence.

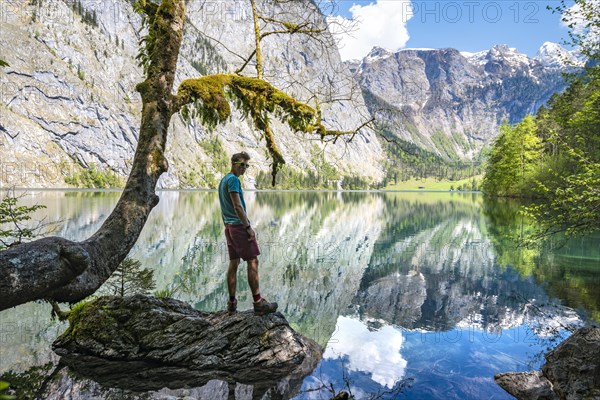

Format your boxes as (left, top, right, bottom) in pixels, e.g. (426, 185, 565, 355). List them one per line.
(0, 0, 186, 310)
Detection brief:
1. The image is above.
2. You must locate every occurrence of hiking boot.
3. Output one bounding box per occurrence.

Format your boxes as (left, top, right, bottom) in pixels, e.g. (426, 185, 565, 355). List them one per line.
(253, 298, 278, 316)
(227, 299, 237, 314)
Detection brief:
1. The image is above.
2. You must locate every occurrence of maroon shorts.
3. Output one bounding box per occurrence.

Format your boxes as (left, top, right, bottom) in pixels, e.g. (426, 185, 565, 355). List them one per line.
(224, 224, 261, 261)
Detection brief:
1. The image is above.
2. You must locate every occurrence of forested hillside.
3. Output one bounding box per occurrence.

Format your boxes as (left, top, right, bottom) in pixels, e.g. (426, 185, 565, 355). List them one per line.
(482, 0, 599, 239)
(482, 73, 599, 237)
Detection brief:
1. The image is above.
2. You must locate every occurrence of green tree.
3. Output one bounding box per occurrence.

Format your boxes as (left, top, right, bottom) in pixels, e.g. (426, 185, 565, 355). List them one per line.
(523, 79, 600, 238)
(514, 115, 542, 194)
(481, 123, 514, 195)
(0, 192, 47, 250)
(64, 164, 124, 188)
(480, 0, 600, 241)
(481, 116, 541, 197)
(100, 257, 155, 297)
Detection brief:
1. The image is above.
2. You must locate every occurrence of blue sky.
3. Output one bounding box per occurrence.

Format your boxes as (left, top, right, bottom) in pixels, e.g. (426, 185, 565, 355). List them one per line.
(324, 0, 572, 60)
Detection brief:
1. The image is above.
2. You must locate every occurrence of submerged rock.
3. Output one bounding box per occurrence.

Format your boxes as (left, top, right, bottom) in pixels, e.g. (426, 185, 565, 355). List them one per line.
(52, 295, 321, 398)
(495, 326, 600, 400)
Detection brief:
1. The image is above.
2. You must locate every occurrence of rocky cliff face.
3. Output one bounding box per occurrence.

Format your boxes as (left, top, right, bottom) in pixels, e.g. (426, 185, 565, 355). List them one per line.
(353, 44, 577, 160)
(0, 0, 384, 188)
(0, 0, 580, 186)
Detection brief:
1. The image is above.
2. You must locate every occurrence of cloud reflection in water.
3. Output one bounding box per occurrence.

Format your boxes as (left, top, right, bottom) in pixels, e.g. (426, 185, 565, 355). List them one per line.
(324, 315, 407, 388)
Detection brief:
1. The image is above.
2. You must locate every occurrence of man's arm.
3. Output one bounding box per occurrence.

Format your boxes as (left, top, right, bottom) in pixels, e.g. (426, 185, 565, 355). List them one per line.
(229, 192, 255, 240)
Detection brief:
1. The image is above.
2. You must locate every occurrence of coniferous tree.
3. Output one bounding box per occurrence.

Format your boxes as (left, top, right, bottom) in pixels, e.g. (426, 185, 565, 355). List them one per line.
(100, 257, 155, 297)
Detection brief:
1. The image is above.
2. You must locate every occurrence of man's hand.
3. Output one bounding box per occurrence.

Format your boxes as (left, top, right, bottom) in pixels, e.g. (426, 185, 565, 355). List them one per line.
(246, 226, 256, 241)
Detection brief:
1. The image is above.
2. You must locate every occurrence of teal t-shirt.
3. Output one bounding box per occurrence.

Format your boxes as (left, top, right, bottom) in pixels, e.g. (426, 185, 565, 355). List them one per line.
(218, 173, 248, 225)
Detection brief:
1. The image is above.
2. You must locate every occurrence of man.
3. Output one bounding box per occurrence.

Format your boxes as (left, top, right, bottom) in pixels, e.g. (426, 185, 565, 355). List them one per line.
(218, 151, 278, 316)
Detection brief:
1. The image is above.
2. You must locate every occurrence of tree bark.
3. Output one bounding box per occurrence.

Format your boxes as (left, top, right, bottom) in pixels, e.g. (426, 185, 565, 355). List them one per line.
(250, 0, 263, 80)
(0, 0, 186, 310)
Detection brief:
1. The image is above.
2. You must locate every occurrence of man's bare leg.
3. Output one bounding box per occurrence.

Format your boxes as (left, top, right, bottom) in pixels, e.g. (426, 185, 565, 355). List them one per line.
(228, 258, 240, 300)
(247, 257, 260, 296)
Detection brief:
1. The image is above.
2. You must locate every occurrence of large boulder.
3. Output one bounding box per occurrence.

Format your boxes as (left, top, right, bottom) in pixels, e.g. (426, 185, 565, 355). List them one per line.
(495, 326, 600, 400)
(52, 295, 321, 398)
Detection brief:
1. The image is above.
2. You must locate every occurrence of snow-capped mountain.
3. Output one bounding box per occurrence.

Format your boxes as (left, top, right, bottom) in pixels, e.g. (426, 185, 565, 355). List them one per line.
(535, 41, 585, 68)
(351, 43, 581, 160)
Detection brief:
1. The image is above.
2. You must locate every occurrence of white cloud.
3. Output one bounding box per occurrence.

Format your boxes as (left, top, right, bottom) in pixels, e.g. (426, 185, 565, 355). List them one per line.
(327, 1, 413, 61)
(324, 316, 407, 388)
(560, 0, 600, 48)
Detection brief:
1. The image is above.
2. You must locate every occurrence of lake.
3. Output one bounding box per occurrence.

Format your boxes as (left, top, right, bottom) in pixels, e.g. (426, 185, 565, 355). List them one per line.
(1, 190, 599, 399)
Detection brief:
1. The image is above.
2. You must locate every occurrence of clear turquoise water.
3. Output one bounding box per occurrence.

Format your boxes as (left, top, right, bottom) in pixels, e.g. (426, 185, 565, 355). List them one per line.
(1, 190, 598, 399)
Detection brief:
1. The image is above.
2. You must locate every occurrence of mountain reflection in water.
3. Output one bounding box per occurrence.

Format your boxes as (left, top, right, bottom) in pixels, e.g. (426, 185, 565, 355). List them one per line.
(0, 191, 598, 399)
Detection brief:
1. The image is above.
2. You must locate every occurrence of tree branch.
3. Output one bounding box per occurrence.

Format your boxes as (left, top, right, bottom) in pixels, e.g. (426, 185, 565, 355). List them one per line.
(0, 0, 187, 310)
(235, 49, 257, 75)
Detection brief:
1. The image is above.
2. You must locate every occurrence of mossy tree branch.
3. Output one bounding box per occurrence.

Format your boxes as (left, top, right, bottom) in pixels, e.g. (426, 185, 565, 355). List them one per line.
(258, 15, 326, 37)
(175, 74, 370, 185)
(0, 0, 186, 310)
(250, 0, 264, 80)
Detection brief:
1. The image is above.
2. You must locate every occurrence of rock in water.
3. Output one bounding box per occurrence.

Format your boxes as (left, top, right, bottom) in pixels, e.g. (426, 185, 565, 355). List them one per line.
(494, 371, 558, 400)
(495, 326, 600, 400)
(52, 295, 321, 397)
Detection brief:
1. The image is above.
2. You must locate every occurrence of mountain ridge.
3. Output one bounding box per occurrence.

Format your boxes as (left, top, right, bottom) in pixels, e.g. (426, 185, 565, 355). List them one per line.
(0, 0, 384, 188)
(351, 42, 578, 161)
(0, 0, 580, 187)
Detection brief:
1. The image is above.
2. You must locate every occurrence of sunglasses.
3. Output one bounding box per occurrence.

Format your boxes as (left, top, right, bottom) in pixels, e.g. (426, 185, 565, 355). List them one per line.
(234, 162, 250, 168)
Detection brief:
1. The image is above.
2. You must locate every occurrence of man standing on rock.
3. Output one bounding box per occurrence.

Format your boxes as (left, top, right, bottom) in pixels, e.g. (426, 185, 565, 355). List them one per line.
(218, 151, 278, 316)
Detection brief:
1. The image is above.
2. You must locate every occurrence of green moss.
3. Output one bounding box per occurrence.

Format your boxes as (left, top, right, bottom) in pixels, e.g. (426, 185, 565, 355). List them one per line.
(64, 296, 119, 343)
(282, 21, 298, 31)
(150, 148, 167, 175)
(134, 0, 177, 77)
(178, 74, 317, 133)
(178, 74, 234, 128)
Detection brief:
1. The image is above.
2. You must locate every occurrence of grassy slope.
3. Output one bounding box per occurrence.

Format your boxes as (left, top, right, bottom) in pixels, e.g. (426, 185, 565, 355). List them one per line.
(384, 175, 482, 191)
